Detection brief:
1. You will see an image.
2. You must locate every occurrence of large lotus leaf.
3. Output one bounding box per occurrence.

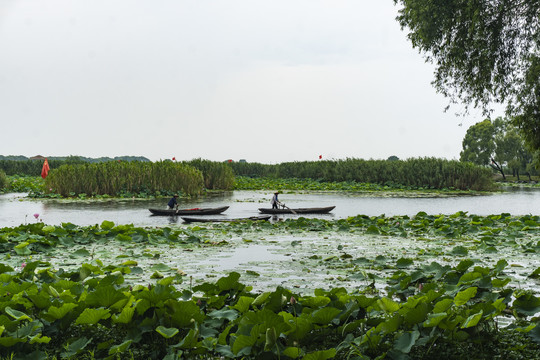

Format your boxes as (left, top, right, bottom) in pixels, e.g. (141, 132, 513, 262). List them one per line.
(5, 307, 31, 322)
(100, 220, 115, 230)
(451, 246, 468, 256)
(310, 307, 342, 325)
(231, 296, 254, 314)
(44, 303, 78, 321)
(61, 337, 92, 358)
(377, 297, 400, 313)
(232, 333, 256, 355)
(423, 313, 448, 328)
(301, 296, 331, 309)
(112, 306, 135, 324)
(281, 313, 312, 341)
(458, 272, 483, 285)
(115, 233, 132, 242)
(109, 340, 133, 355)
(156, 326, 179, 339)
(216, 272, 241, 291)
(251, 292, 271, 307)
(14, 241, 31, 255)
(403, 302, 429, 325)
(513, 293, 540, 316)
(168, 300, 205, 328)
(75, 307, 111, 325)
(394, 330, 420, 353)
(175, 328, 199, 350)
(208, 308, 239, 322)
(85, 285, 127, 307)
(456, 259, 475, 272)
(0, 264, 14, 274)
(454, 287, 477, 306)
(377, 313, 402, 334)
(461, 310, 483, 328)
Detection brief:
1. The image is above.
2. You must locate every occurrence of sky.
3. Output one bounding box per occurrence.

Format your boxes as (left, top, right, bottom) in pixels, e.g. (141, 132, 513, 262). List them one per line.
(0, 1, 502, 163)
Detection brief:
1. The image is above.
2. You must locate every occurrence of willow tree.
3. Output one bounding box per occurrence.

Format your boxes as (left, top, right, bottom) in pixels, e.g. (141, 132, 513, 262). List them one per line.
(393, 0, 540, 152)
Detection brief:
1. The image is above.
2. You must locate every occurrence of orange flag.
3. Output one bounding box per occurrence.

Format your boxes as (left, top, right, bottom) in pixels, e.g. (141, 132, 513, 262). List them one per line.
(41, 158, 50, 179)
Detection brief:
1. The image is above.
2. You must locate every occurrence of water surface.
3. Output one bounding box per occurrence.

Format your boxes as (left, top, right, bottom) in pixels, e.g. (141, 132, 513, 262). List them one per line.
(0, 188, 538, 227)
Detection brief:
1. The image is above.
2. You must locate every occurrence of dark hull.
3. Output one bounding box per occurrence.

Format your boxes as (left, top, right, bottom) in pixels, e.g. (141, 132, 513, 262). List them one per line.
(149, 206, 229, 216)
(258, 206, 335, 214)
(181, 215, 271, 223)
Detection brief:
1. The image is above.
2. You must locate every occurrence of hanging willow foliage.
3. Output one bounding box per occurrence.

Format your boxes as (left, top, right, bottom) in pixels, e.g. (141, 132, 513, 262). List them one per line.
(44, 161, 204, 197)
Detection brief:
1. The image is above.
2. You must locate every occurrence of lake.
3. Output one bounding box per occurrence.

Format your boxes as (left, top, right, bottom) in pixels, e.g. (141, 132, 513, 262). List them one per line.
(0, 187, 538, 227)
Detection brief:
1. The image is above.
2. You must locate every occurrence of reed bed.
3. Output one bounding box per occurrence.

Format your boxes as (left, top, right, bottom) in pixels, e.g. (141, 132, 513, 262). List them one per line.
(0, 170, 7, 190)
(229, 158, 495, 191)
(185, 158, 235, 190)
(44, 161, 204, 197)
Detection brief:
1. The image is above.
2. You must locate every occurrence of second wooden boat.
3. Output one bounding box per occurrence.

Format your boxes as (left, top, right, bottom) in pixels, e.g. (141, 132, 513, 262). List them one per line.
(181, 215, 271, 223)
(258, 206, 335, 214)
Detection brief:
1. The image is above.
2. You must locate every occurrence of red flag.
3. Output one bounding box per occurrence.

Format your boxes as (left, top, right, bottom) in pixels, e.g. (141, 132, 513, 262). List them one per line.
(319, 155, 322, 159)
(41, 158, 50, 179)
(172, 157, 176, 161)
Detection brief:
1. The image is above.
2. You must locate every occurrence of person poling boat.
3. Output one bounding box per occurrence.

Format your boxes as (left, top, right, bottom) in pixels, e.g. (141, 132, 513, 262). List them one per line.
(167, 194, 179, 209)
(271, 191, 282, 209)
(270, 191, 298, 214)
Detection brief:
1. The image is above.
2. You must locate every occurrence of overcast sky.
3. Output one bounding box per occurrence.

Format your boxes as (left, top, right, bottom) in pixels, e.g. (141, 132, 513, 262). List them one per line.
(0, 1, 500, 163)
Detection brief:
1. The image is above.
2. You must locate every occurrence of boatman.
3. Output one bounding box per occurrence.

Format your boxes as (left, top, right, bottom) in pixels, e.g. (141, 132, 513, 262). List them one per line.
(271, 191, 281, 209)
(167, 194, 179, 209)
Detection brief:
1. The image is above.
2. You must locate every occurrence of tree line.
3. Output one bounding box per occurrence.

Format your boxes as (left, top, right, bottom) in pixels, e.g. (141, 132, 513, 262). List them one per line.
(460, 118, 539, 181)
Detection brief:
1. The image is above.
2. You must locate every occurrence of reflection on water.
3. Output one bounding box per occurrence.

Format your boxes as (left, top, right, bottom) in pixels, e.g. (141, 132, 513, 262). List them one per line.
(0, 188, 539, 227)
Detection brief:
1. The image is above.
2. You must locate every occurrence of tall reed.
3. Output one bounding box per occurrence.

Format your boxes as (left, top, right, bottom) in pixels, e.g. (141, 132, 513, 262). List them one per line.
(228, 158, 495, 191)
(44, 161, 204, 197)
(185, 159, 235, 190)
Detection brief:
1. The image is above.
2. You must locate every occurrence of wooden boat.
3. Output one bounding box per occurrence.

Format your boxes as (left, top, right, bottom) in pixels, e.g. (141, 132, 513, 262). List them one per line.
(258, 206, 335, 214)
(181, 215, 271, 223)
(148, 206, 229, 216)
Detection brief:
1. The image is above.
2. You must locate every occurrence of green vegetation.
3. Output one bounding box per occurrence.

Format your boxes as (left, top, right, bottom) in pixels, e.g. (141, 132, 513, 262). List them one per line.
(0, 212, 539, 358)
(0, 213, 538, 358)
(0, 156, 150, 177)
(230, 158, 495, 191)
(460, 118, 538, 180)
(393, 1, 540, 153)
(2, 175, 45, 194)
(0, 170, 7, 191)
(186, 159, 235, 190)
(44, 161, 204, 198)
(234, 176, 482, 194)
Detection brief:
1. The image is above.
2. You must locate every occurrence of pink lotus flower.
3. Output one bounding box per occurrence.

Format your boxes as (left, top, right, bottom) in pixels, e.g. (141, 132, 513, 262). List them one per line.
(33, 213, 39, 219)
(21, 262, 26, 268)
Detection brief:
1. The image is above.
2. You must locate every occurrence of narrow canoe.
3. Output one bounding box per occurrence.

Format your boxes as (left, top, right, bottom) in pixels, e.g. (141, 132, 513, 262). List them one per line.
(148, 206, 229, 216)
(258, 206, 335, 214)
(181, 215, 271, 223)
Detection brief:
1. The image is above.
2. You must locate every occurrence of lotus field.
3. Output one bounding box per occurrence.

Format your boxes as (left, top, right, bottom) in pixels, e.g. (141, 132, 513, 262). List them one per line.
(0, 211, 540, 359)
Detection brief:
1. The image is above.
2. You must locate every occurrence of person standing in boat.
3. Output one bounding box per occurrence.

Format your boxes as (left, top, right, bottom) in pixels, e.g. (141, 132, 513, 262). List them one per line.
(271, 191, 281, 209)
(167, 194, 179, 209)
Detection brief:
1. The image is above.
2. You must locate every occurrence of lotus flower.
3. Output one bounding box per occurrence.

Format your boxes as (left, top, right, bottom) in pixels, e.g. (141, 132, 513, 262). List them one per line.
(33, 213, 39, 219)
(21, 262, 26, 268)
